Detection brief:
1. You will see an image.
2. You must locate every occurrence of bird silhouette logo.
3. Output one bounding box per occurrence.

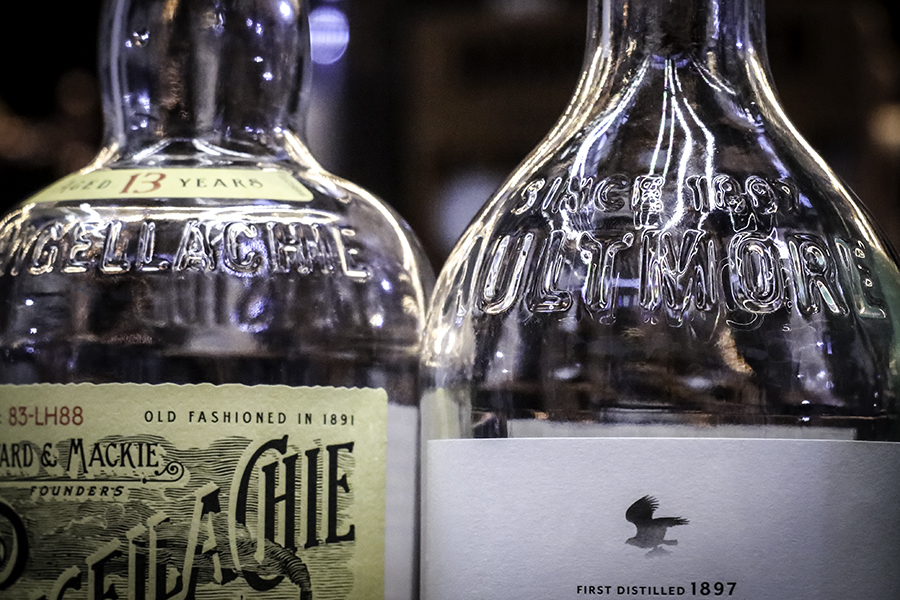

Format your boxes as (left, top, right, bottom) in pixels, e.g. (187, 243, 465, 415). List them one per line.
(625, 495, 689, 557)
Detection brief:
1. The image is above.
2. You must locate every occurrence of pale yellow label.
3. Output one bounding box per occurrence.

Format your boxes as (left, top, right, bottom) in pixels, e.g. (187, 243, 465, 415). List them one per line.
(0, 383, 386, 599)
(26, 168, 314, 203)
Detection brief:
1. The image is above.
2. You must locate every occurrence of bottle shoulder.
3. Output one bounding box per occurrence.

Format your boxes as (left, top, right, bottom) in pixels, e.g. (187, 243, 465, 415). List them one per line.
(423, 95, 900, 432)
(2, 162, 432, 287)
(0, 163, 433, 386)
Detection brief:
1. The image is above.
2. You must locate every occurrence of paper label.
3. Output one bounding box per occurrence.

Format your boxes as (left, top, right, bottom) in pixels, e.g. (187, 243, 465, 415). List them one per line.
(26, 168, 313, 203)
(0, 383, 386, 599)
(424, 437, 900, 600)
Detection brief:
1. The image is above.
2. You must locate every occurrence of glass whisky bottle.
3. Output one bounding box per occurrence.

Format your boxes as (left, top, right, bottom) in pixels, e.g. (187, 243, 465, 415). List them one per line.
(421, 0, 900, 598)
(0, 1, 432, 599)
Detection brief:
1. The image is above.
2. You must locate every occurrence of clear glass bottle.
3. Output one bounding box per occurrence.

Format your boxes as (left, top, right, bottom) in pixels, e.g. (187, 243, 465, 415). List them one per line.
(422, 0, 900, 598)
(0, 1, 432, 599)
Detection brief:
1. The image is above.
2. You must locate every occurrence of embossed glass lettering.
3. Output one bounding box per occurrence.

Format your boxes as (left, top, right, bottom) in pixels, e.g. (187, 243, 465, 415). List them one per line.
(591, 175, 630, 212)
(0, 221, 31, 277)
(135, 221, 169, 273)
(101, 221, 131, 274)
(29, 223, 64, 276)
(631, 175, 664, 229)
(453, 172, 889, 327)
(529, 229, 572, 313)
(834, 238, 887, 318)
(0, 211, 370, 280)
(641, 229, 718, 323)
(788, 233, 848, 316)
(224, 222, 264, 275)
(174, 221, 216, 272)
(728, 232, 784, 314)
(512, 179, 545, 215)
(63, 223, 96, 274)
(441, 236, 484, 319)
(579, 231, 634, 319)
(480, 233, 536, 315)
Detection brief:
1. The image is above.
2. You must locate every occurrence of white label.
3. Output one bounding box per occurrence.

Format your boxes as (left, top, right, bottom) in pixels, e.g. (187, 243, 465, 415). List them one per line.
(424, 438, 900, 600)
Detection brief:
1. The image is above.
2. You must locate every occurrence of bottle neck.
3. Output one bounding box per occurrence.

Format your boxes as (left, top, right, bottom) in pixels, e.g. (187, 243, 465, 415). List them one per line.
(99, 0, 311, 161)
(580, 0, 774, 103)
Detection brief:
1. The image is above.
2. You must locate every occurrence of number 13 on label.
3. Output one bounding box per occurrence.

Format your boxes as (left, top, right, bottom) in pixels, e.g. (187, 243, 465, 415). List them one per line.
(120, 172, 166, 194)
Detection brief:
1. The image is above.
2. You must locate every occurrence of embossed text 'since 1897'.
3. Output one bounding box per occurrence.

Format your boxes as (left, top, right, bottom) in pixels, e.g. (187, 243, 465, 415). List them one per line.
(444, 171, 886, 325)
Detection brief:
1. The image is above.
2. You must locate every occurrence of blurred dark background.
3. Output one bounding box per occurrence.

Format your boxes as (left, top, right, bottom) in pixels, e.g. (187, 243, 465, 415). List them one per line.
(3, 0, 900, 268)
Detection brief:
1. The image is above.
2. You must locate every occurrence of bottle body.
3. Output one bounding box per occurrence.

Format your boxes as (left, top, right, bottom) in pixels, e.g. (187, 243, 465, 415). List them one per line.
(0, 1, 432, 598)
(421, 0, 900, 597)
(1, 160, 430, 600)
